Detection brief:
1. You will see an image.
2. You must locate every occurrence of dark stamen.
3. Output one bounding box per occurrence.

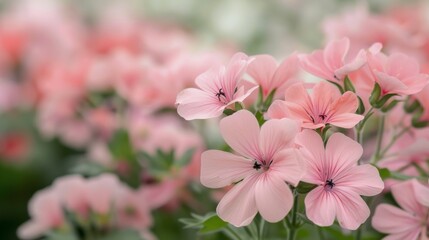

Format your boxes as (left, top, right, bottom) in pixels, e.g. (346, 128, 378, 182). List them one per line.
(215, 88, 226, 101)
(319, 114, 327, 121)
(253, 161, 262, 170)
(325, 179, 335, 189)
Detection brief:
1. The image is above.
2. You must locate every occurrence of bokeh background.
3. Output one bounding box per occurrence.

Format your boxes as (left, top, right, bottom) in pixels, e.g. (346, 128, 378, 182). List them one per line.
(0, 0, 422, 239)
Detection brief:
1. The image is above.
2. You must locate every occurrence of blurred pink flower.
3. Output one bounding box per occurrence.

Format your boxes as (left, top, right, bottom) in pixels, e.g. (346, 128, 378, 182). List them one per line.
(299, 37, 367, 83)
(52, 175, 89, 217)
(86, 174, 122, 215)
(176, 53, 258, 120)
(18, 187, 64, 240)
(372, 179, 429, 240)
(267, 81, 363, 129)
(296, 130, 383, 230)
(201, 110, 303, 226)
(367, 51, 429, 96)
(115, 186, 152, 231)
(247, 53, 299, 97)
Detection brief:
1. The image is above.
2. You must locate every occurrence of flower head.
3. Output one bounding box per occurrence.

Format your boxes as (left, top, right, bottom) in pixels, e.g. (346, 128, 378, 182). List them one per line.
(297, 130, 384, 230)
(267, 81, 363, 129)
(200, 110, 303, 226)
(176, 52, 258, 120)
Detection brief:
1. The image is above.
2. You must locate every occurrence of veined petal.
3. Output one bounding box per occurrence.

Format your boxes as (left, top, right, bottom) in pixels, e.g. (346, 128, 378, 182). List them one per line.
(265, 100, 289, 120)
(335, 164, 384, 196)
(200, 150, 254, 188)
(176, 88, 224, 120)
(312, 81, 341, 115)
(334, 190, 370, 230)
(271, 54, 299, 91)
(284, 83, 311, 108)
(217, 174, 258, 227)
(296, 130, 326, 184)
(325, 133, 363, 178)
(392, 180, 425, 215)
(305, 187, 336, 226)
(323, 37, 350, 72)
(220, 110, 261, 159)
(372, 204, 421, 235)
(259, 118, 299, 160)
(299, 51, 334, 81)
(330, 91, 359, 115)
(328, 113, 364, 128)
(247, 54, 277, 91)
(270, 148, 304, 186)
(255, 173, 294, 223)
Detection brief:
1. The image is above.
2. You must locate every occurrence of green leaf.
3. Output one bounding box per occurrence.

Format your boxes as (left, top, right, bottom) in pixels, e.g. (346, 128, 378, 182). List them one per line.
(369, 83, 381, 106)
(296, 181, 318, 194)
(373, 94, 396, 109)
(263, 89, 277, 110)
(404, 98, 421, 113)
(343, 76, 355, 93)
(108, 129, 135, 160)
(223, 109, 236, 116)
(200, 215, 228, 233)
(99, 229, 143, 240)
(356, 96, 365, 115)
(381, 100, 399, 113)
(377, 167, 391, 180)
(175, 148, 195, 167)
(255, 111, 266, 126)
(234, 102, 244, 111)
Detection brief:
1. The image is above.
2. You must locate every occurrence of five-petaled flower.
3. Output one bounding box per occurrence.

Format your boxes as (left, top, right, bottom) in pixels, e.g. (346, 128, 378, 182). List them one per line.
(267, 81, 364, 129)
(200, 110, 304, 227)
(176, 52, 258, 120)
(296, 130, 384, 230)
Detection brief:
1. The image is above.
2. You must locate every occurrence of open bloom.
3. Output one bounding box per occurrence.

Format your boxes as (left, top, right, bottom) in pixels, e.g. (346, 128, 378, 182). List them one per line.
(372, 179, 429, 240)
(247, 54, 299, 97)
(367, 51, 429, 96)
(296, 130, 384, 230)
(266, 81, 363, 129)
(200, 110, 303, 226)
(299, 37, 367, 83)
(176, 52, 258, 120)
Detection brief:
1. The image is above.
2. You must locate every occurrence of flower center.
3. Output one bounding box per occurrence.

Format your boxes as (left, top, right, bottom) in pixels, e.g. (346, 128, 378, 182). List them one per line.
(215, 88, 227, 103)
(324, 179, 335, 190)
(253, 159, 272, 172)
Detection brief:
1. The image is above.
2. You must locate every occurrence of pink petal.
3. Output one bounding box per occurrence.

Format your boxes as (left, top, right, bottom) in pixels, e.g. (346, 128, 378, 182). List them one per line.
(334, 190, 369, 230)
(323, 38, 350, 72)
(176, 88, 224, 120)
(17, 221, 47, 240)
(271, 54, 299, 90)
(281, 102, 312, 125)
(305, 187, 337, 226)
(375, 72, 408, 95)
(270, 149, 304, 186)
(328, 113, 364, 128)
(402, 74, 429, 95)
(299, 51, 333, 81)
(413, 180, 429, 207)
(200, 150, 254, 188)
(296, 130, 326, 184)
(220, 110, 261, 159)
(217, 174, 258, 227)
(372, 204, 421, 236)
(265, 100, 289, 119)
(259, 118, 299, 160)
(384, 231, 422, 240)
(386, 53, 419, 79)
(330, 91, 359, 115)
(223, 52, 250, 99)
(195, 67, 221, 93)
(334, 49, 367, 80)
(284, 83, 311, 108)
(326, 132, 363, 178)
(335, 164, 384, 196)
(392, 180, 425, 214)
(255, 173, 294, 223)
(247, 54, 277, 91)
(312, 81, 341, 114)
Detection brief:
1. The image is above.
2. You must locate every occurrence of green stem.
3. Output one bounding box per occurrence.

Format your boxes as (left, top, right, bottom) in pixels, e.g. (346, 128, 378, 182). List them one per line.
(317, 227, 325, 240)
(371, 114, 385, 164)
(258, 218, 265, 240)
(355, 226, 362, 240)
(224, 226, 243, 240)
(288, 193, 299, 240)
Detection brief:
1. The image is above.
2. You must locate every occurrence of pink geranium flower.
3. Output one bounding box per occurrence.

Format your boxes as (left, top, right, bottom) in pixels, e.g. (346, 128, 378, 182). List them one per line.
(247, 54, 299, 97)
(299, 37, 367, 83)
(296, 130, 384, 230)
(200, 110, 303, 227)
(372, 179, 429, 240)
(266, 81, 364, 129)
(176, 53, 258, 120)
(367, 51, 429, 96)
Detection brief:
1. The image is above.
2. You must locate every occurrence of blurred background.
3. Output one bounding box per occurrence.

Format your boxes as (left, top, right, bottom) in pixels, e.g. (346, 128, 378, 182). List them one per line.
(0, 0, 423, 239)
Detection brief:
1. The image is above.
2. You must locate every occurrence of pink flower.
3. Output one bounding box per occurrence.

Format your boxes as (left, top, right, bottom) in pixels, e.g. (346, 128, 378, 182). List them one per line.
(296, 130, 384, 230)
(367, 51, 429, 96)
(372, 179, 429, 240)
(52, 175, 89, 217)
(200, 110, 303, 226)
(176, 53, 258, 120)
(299, 37, 367, 83)
(17, 188, 64, 239)
(86, 174, 122, 214)
(115, 186, 152, 231)
(266, 81, 364, 129)
(247, 54, 299, 97)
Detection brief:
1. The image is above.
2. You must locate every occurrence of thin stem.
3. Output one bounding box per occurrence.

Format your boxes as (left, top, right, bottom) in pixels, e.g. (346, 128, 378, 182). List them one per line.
(223, 226, 243, 240)
(371, 114, 385, 164)
(258, 218, 265, 240)
(355, 226, 362, 240)
(380, 126, 411, 156)
(288, 193, 299, 240)
(247, 221, 258, 240)
(317, 227, 325, 240)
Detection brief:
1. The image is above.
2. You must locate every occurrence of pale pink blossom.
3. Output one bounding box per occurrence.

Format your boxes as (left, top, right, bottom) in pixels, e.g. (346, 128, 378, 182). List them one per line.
(247, 53, 299, 97)
(266, 81, 363, 129)
(201, 110, 303, 226)
(52, 175, 89, 217)
(296, 130, 383, 230)
(299, 37, 367, 83)
(367, 51, 429, 96)
(176, 53, 258, 120)
(372, 179, 429, 240)
(17, 187, 64, 239)
(86, 173, 122, 214)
